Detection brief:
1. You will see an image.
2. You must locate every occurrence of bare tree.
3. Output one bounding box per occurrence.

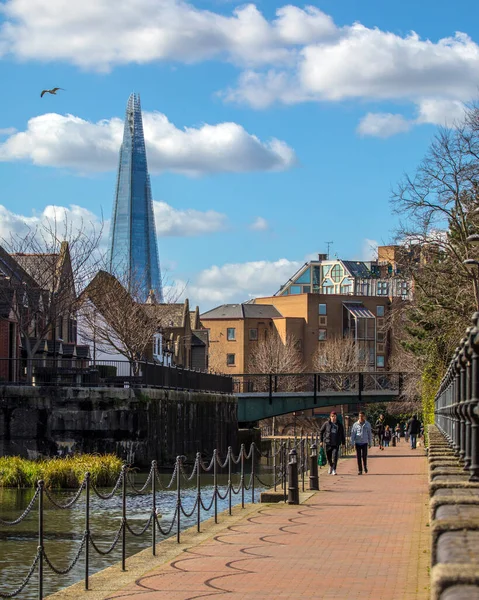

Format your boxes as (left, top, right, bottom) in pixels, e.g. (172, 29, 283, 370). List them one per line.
(79, 270, 158, 369)
(78, 269, 184, 370)
(247, 332, 305, 392)
(0, 215, 103, 380)
(312, 336, 363, 391)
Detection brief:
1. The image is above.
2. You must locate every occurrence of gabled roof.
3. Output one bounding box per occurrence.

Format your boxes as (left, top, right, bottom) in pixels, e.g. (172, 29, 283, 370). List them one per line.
(142, 302, 189, 328)
(201, 303, 282, 319)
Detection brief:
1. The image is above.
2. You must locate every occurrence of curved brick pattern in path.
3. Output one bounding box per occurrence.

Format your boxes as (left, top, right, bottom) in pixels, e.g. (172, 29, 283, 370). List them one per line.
(101, 445, 430, 600)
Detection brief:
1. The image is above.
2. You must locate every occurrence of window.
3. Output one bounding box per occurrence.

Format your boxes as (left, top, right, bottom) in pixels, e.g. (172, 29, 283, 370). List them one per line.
(226, 353, 235, 366)
(377, 331, 385, 342)
(249, 328, 258, 341)
(331, 264, 343, 282)
(290, 285, 301, 294)
(377, 282, 388, 296)
(319, 303, 327, 315)
(377, 356, 385, 368)
(376, 305, 385, 317)
(318, 329, 327, 341)
(227, 328, 236, 341)
(303, 285, 311, 293)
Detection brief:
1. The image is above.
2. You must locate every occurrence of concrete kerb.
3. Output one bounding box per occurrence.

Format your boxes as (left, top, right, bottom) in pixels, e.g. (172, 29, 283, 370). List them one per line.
(45, 490, 317, 599)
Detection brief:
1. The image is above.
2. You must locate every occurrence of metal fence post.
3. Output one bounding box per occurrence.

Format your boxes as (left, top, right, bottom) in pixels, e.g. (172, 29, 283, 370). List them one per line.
(213, 449, 218, 523)
(273, 439, 277, 492)
(249, 444, 254, 504)
(38, 479, 44, 600)
(196, 453, 201, 532)
(309, 444, 319, 490)
(228, 447, 232, 516)
(121, 466, 127, 571)
(177, 456, 181, 543)
(85, 472, 90, 590)
(151, 461, 157, 556)
(240, 444, 245, 509)
(287, 449, 299, 505)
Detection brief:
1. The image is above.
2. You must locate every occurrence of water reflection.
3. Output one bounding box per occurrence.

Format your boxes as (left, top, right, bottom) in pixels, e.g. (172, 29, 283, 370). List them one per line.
(0, 469, 275, 599)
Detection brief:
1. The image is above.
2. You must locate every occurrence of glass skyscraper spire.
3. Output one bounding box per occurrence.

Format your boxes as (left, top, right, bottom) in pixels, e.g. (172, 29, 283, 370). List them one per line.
(109, 93, 163, 302)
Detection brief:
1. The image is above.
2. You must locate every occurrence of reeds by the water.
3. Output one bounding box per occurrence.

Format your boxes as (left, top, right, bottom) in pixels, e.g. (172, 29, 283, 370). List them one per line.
(0, 454, 123, 489)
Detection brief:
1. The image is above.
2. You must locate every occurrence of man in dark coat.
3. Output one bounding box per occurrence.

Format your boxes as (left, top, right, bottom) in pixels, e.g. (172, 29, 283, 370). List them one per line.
(320, 411, 346, 475)
(375, 414, 385, 450)
(407, 415, 421, 449)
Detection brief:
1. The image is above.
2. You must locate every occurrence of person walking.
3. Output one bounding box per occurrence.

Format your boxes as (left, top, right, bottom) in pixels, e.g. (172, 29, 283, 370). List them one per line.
(383, 425, 392, 447)
(320, 411, 346, 475)
(395, 423, 402, 444)
(375, 414, 386, 450)
(350, 411, 373, 475)
(407, 415, 421, 449)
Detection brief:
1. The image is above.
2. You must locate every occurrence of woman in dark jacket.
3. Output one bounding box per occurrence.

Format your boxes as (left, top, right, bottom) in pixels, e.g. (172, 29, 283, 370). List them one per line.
(320, 411, 346, 475)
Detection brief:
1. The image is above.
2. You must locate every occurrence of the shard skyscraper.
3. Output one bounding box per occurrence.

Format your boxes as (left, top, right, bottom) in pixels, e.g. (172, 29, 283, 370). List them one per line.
(109, 93, 163, 302)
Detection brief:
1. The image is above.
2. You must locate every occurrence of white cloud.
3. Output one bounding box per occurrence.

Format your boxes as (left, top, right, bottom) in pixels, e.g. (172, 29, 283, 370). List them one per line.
(357, 113, 412, 138)
(173, 258, 302, 309)
(361, 239, 379, 261)
(0, 204, 107, 249)
(249, 216, 269, 231)
(416, 98, 466, 126)
(0, 111, 296, 175)
(0, 127, 16, 135)
(153, 201, 228, 236)
(0, 1, 335, 70)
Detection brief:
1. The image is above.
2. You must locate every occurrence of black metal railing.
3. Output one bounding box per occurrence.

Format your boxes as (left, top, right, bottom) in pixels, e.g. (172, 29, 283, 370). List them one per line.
(434, 313, 479, 481)
(233, 372, 403, 398)
(0, 438, 321, 599)
(0, 358, 233, 394)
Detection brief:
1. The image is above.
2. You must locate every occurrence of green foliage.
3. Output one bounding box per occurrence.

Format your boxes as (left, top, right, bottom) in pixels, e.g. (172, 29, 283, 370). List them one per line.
(0, 454, 123, 489)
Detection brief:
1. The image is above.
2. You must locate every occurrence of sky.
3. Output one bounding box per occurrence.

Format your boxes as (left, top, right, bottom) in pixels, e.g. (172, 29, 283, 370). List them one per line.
(1, 0, 479, 311)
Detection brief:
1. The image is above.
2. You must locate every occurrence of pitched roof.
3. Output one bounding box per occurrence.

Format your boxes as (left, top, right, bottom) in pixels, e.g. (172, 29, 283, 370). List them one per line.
(201, 303, 282, 319)
(142, 303, 186, 328)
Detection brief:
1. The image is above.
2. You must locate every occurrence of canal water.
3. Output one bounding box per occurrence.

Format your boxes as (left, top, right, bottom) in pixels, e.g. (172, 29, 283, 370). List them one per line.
(0, 468, 279, 599)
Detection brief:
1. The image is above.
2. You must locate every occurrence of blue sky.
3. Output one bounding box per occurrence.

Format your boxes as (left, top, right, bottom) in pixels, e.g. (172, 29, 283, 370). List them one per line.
(1, 0, 479, 310)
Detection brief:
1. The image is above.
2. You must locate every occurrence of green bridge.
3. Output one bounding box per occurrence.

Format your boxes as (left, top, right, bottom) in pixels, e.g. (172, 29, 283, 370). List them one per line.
(234, 372, 403, 424)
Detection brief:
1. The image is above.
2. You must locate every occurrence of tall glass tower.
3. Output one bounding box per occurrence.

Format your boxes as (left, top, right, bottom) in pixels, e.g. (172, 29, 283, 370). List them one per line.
(109, 93, 163, 302)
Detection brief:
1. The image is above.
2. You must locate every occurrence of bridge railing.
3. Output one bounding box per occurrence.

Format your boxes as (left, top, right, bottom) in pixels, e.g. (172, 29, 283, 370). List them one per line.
(0, 358, 233, 395)
(434, 314, 479, 481)
(233, 372, 402, 396)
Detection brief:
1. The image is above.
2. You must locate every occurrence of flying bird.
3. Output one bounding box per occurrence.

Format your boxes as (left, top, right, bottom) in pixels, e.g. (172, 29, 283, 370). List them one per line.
(40, 87, 65, 98)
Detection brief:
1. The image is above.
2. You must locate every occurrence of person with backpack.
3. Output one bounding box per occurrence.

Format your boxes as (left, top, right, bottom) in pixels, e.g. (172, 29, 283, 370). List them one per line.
(319, 411, 346, 475)
(383, 425, 392, 447)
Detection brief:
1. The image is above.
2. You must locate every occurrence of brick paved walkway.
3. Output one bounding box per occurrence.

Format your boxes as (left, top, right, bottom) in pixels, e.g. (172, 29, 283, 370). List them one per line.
(102, 445, 430, 600)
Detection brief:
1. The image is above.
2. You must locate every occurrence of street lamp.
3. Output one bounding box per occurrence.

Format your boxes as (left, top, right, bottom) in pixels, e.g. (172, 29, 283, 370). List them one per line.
(463, 259, 479, 310)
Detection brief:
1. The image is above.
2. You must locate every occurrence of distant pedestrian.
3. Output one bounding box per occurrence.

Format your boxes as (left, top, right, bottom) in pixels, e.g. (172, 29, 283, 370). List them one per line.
(350, 411, 373, 475)
(375, 414, 385, 450)
(383, 425, 392, 447)
(407, 415, 421, 449)
(320, 411, 345, 475)
(395, 424, 401, 443)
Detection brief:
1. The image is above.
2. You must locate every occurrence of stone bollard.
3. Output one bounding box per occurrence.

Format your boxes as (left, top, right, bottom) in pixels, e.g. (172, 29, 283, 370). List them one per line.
(287, 448, 299, 505)
(309, 443, 319, 491)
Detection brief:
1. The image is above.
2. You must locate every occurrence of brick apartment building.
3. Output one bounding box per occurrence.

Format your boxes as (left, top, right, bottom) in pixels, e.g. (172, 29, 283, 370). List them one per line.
(201, 245, 410, 375)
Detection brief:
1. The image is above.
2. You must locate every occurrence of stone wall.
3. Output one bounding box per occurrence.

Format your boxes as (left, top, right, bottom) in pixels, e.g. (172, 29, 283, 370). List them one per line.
(428, 425, 479, 600)
(0, 386, 238, 467)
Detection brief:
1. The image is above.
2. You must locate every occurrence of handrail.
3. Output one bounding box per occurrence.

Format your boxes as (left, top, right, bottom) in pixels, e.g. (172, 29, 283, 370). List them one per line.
(0, 439, 317, 599)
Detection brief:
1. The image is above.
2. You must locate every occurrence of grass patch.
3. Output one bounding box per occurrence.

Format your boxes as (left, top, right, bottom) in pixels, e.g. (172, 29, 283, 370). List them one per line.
(0, 454, 123, 489)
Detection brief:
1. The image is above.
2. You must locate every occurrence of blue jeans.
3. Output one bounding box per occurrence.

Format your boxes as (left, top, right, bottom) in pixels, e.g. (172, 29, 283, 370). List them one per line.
(410, 434, 417, 449)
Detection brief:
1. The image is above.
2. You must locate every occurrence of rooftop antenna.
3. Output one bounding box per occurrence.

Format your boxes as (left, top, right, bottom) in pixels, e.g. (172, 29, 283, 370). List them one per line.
(326, 241, 333, 259)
